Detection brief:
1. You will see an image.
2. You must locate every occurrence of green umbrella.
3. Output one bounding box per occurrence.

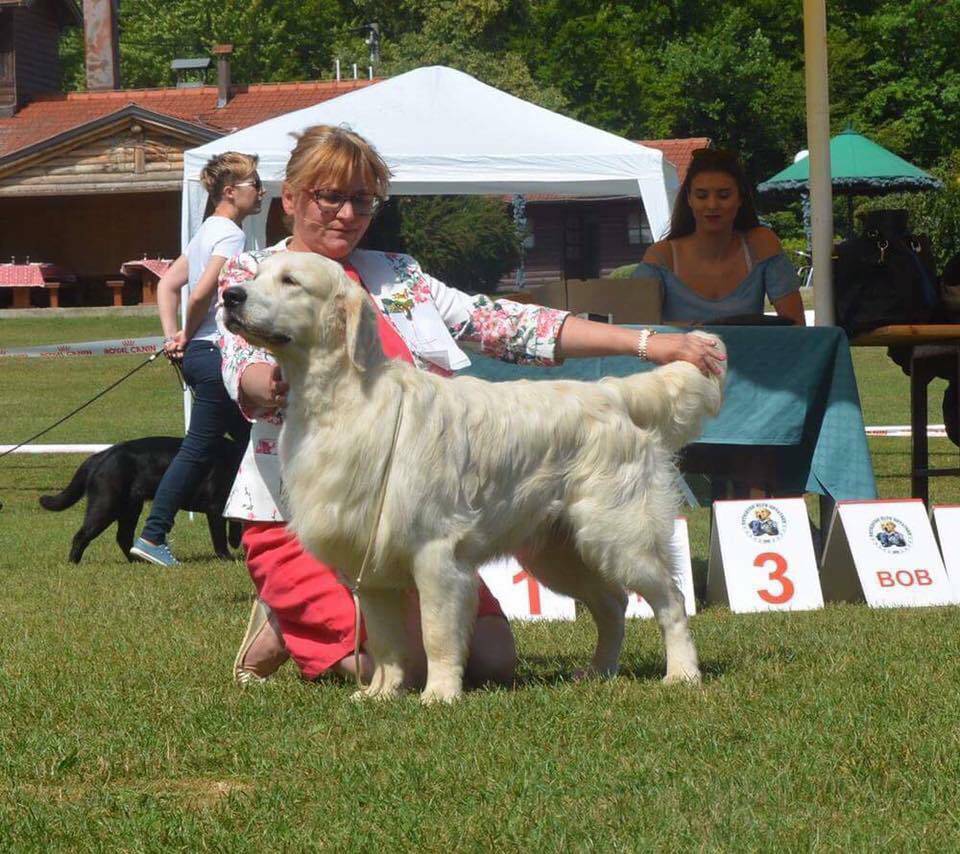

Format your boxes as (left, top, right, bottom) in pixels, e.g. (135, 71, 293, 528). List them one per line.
(758, 127, 941, 201)
(758, 127, 942, 235)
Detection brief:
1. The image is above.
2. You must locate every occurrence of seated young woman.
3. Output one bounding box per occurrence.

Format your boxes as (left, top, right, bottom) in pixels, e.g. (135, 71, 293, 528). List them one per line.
(637, 148, 805, 326)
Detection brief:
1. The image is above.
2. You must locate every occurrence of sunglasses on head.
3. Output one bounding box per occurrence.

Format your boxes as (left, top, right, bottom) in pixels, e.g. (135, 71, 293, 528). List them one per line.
(309, 188, 383, 217)
(691, 148, 741, 165)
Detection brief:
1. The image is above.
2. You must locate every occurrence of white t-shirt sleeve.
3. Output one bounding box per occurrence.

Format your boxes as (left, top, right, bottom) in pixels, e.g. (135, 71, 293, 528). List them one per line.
(207, 222, 245, 261)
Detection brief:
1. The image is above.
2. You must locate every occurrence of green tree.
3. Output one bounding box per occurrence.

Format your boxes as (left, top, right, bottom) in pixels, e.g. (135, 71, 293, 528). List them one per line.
(828, 0, 960, 168)
(365, 196, 520, 293)
(645, 7, 805, 181)
(60, 0, 348, 90)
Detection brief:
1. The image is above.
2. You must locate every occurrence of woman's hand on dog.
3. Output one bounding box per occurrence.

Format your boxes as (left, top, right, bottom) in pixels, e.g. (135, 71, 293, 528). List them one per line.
(240, 363, 289, 411)
(648, 333, 725, 377)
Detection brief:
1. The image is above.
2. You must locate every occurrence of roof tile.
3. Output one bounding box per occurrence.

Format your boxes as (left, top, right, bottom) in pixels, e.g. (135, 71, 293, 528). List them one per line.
(0, 79, 380, 158)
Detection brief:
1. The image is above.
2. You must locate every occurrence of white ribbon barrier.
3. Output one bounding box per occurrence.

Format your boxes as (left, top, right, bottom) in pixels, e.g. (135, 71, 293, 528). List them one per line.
(0, 444, 112, 454)
(865, 425, 947, 438)
(0, 336, 162, 358)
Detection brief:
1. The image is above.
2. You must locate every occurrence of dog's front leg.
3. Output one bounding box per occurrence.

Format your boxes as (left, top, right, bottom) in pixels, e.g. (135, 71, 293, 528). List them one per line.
(413, 546, 477, 704)
(354, 588, 407, 701)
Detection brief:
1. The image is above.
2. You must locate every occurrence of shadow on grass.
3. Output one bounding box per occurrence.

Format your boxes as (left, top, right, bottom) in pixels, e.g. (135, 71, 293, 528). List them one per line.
(513, 654, 728, 688)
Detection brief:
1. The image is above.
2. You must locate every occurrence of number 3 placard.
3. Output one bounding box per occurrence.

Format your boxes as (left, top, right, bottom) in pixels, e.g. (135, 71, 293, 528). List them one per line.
(707, 498, 824, 613)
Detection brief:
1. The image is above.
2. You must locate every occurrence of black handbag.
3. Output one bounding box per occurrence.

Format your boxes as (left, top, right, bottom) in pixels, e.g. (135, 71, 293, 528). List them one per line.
(833, 209, 939, 337)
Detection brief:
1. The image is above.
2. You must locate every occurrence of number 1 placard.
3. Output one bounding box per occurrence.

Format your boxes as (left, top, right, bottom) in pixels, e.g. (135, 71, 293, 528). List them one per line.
(707, 498, 823, 613)
(477, 556, 577, 621)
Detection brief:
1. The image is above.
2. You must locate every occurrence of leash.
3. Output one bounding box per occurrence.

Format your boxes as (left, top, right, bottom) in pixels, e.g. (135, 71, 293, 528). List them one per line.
(0, 351, 166, 463)
(350, 389, 405, 692)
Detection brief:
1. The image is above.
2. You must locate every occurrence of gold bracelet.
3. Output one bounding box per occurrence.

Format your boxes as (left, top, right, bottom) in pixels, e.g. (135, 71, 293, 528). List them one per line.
(636, 328, 656, 361)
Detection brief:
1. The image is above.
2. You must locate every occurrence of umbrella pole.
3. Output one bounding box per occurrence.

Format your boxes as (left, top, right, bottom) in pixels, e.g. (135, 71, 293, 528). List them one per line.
(803, 0, 835, 325)
(847, 194, 855, 238)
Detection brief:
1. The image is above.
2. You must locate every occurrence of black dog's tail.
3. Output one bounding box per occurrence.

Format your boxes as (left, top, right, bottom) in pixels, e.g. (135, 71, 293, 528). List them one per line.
(39, 455, 97, 511)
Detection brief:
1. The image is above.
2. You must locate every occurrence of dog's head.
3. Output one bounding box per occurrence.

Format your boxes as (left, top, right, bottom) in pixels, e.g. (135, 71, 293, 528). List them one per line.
(222, 253, 384, 372)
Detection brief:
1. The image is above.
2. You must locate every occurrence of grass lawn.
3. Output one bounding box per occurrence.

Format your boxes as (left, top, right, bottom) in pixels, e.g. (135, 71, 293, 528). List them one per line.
(2, 316, 959, 850)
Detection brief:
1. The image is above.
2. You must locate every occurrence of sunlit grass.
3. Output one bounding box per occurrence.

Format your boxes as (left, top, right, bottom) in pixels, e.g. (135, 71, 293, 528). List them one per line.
(1, 315, 959, 849)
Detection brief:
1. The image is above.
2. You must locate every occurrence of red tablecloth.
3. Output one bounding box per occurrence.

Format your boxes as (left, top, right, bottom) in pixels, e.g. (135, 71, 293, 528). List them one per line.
(120, 259, 172, 278)
(0, 265, 45, 287)
(0, 263, 76, 287)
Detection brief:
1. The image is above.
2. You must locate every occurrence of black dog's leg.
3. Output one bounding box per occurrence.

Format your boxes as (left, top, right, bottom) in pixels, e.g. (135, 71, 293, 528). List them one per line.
(69, 497, 119, 564)
(116, 502, 144, 561)
(207, 512, 230, 558)
(228, 519, 242, 550)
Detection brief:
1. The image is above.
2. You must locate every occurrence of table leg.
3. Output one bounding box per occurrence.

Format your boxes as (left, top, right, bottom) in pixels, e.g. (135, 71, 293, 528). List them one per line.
(910, 355, 929, 505)
(107, 280, 125, 308)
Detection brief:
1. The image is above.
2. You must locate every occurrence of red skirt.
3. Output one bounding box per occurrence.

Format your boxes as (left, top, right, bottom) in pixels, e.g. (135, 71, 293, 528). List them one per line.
(242, 522, 505, 680)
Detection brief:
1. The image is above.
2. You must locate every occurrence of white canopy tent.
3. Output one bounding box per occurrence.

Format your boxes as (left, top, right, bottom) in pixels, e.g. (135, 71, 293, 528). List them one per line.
(181, 65, 679, 251)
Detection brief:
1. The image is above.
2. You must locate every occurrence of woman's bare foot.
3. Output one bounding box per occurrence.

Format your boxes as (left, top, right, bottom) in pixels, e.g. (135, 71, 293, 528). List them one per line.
(233, 598, 289, 684)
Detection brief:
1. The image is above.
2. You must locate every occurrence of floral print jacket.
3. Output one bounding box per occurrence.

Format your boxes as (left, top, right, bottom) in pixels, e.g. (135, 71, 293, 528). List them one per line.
(217, 240, 569, 522)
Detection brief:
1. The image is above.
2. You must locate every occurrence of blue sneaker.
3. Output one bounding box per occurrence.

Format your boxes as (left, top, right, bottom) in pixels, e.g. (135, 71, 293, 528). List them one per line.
(129, 537, 180, 567)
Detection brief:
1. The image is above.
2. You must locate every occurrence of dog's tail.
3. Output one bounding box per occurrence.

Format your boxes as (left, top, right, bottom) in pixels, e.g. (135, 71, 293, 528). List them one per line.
(605, 332, 726, 451)
(38, 454, 98, 511)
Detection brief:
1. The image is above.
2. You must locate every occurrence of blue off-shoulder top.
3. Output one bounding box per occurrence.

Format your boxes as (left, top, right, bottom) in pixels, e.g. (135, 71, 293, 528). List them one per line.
(633, 251, 800, 323)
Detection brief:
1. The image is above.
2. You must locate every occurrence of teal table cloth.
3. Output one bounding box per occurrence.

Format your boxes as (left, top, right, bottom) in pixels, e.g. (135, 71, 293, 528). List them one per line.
(458, 325, 877, 501)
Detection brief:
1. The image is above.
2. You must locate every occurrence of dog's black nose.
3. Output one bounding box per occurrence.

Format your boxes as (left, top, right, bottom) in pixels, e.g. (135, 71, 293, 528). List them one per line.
(222, 287, 247, 307)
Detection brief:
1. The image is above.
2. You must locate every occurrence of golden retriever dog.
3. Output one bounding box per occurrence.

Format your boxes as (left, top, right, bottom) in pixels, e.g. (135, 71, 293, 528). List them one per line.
(222, 253, 726, 704)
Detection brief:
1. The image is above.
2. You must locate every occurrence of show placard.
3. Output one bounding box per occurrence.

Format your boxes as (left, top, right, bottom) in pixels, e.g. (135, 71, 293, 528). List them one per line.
(820, 499, 956, 607)
(477, 556, 577, 621)
(626, 518, 696, 618)
(707, 498, 823, 613)
(930, 505, 960, 594)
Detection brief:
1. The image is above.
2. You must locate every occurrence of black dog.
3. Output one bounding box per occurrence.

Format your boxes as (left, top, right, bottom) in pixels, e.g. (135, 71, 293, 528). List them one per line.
(39, 436, 244, 563)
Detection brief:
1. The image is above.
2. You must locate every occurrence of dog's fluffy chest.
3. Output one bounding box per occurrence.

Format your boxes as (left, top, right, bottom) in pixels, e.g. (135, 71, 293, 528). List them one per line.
(279, 402, 400, 577)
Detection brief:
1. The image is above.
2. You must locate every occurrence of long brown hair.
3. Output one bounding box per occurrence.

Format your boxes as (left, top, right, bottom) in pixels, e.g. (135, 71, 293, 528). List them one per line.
(666, 148, 760, 240)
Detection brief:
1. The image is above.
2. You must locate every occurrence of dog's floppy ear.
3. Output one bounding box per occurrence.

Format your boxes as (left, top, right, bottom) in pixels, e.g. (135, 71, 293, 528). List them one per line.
(342, 280, 384, 372)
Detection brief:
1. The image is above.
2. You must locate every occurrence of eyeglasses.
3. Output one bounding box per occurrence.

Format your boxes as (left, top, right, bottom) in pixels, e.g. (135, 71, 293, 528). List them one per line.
(234, 177, 264, 194)
(310, 189, 383, 217)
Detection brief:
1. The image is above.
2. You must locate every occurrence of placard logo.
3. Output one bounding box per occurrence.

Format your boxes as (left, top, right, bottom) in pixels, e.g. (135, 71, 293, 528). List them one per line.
(740, 503, 786, 543)
(869, 516, 912, 553)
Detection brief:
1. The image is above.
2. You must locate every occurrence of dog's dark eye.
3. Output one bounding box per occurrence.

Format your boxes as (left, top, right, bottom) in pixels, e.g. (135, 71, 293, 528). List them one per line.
(281, 274, 298, 287)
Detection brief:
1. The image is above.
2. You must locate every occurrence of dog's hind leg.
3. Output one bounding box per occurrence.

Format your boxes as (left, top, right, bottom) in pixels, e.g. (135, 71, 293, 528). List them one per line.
(412, 543, 477, 704)
(521, 536, 627, 679)
(640, 575, 700, 685)
(206, 513, 231, 559)
(228, 520, 242, 550)
(611, 540, 700, 685)
(116, 502, 143, 561)
(568, 497, 700, 685)
(355, 587, 408, 701)
(69, 497, 119, 564)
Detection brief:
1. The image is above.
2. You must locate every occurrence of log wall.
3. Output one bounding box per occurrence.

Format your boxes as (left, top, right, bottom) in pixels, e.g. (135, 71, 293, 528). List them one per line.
(0, 124, 189, 195)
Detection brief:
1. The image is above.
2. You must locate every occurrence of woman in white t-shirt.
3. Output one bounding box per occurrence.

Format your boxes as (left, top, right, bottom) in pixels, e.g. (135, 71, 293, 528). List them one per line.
(130, 152, 264, 567)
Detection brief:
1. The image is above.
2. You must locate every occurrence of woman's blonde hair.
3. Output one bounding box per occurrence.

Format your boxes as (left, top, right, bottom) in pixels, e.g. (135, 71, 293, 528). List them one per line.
(200, 151, 259, 203)
(285, 125, 391, 198)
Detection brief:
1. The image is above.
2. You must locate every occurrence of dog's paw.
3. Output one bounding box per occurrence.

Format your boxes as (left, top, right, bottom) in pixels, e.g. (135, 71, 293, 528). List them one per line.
(571, 664, 619, 682)
(419, 685, 462, 705)
(662, 669, 702, 687)
(350, 685, 404, 703)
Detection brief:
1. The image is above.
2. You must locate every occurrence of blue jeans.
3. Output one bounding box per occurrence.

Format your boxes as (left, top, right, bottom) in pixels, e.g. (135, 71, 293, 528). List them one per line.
(141, 339, 250, 545)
